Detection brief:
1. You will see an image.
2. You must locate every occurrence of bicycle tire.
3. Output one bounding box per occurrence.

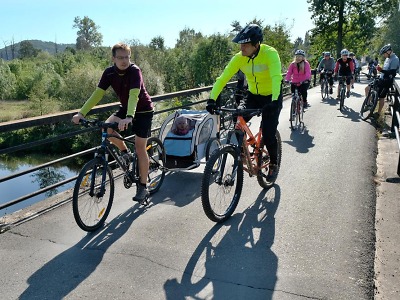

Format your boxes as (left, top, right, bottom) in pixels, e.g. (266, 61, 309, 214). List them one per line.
(146, 137, 166, 194)
(360, 91, 378, 121)
(321, 81, 327, 100)
(201, 144, 243, 222)
(324, 81, 329, 99)
(257, 130, 282, 188)
(340, 86, 345, 111)
(290, 100, 298, 130)
(205, 137, 222, 161)
(72, 158, 114, 232)
(299, 99, 304, 124)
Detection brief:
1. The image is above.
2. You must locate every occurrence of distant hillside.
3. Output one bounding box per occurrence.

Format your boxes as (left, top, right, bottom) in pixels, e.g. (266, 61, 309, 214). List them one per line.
(0, 40, 75, 60)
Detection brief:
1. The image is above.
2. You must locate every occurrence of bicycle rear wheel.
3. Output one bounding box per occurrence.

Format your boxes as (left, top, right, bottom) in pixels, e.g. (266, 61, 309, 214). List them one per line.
(290, 100, 298, 130)
(201, 145, 243, 222)
(257, 130, 282, 188)
(360, 91, 378, 121)
(73, 158, 114, 232)
(146, 137, 166, 194)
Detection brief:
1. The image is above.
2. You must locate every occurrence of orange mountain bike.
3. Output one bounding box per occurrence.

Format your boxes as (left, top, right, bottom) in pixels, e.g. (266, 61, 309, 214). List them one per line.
(201, 107, 282, 222)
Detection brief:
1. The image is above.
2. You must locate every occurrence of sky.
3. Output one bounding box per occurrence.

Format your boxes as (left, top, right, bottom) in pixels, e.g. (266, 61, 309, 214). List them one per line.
(1, 0, 314, 49)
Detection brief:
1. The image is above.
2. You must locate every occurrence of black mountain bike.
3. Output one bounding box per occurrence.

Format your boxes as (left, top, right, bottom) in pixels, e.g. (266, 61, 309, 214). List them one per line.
(72, 119, 166, 232)
(360, 73, 380, 121)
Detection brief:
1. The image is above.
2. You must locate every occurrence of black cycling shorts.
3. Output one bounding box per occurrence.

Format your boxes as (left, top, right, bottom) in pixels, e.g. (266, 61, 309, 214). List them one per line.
(113, 105, 153, 138)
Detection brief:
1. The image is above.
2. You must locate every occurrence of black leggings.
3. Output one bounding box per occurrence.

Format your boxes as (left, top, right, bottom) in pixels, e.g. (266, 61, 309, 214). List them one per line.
(290, 82, 310, 102)
(240, 93, 282, 165)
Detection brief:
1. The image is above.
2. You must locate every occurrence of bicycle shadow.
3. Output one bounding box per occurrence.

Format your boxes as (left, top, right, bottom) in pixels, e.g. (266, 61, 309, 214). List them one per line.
(163, 185, 281, 300)
(284, 128, 315, 153)
(19, 206, 143, 299)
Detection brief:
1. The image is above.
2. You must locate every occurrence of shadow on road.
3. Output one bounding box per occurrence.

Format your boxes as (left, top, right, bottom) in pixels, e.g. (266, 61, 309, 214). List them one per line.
(164, 185, 281, 300)
(284, 128, 315, 154)
(19, 205, 144, 299)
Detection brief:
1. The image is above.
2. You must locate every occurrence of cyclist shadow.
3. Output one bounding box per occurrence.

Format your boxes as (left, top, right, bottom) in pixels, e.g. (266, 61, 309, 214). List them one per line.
(284, 128, 315, 153)
(320, 95, 338, 107)
(337, 105, 361, 123)
(164, 185, 281, 300)
(19, 206, 143, 300)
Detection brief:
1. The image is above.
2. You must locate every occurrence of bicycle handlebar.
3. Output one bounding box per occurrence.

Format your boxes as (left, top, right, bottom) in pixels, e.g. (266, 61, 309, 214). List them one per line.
(215, 107, 262, 118)
(79, 118, 119, 130)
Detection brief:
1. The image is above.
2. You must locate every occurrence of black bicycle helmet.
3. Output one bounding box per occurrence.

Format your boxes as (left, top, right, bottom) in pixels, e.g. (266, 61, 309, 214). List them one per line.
(232, 24, 263, 45)
(379, 44, 392, 55)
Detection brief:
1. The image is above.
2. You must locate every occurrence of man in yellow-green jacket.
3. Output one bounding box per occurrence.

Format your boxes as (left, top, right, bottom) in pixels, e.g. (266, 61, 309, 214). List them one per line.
(206, 24, 283, 181)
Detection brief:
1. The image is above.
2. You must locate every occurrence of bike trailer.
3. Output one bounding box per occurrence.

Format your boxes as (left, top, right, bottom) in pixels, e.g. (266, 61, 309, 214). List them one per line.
(158, 109, 219, 170)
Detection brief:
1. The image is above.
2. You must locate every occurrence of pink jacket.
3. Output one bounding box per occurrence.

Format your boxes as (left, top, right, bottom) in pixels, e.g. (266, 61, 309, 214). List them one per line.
(285, 60, 312, 83)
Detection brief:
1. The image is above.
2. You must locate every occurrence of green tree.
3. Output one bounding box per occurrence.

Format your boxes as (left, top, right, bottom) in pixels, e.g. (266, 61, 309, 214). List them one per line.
(18, 40, 40, 58)
(149, 36, 165, 50)
(73, 16, 103, 50)
(307, 0, 398, 58)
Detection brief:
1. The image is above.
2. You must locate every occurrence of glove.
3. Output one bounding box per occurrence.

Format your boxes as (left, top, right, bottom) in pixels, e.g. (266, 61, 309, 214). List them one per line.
(206, 99, 216, 114)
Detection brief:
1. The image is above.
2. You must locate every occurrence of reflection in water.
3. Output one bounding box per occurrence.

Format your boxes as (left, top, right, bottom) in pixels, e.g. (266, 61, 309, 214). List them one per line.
(30, 167, 66, 197)
(0, 154, 81, 217)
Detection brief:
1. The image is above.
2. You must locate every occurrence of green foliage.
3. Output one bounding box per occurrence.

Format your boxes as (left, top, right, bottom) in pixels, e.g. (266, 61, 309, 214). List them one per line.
(18, 40, 41, 58)
(0, 59, 16, 99)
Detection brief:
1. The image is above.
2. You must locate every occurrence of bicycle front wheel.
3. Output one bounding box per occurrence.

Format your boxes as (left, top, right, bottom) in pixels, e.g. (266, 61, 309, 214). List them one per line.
(257, 130, 282, 188)
(73, 158, 114, 232)
(321, 81, 327, 100)
(340, 88, 345, 111)
(201, 145, 244, 222)
(360, 91, 378, 121)
(290, 100, 298, 130)
(146, 137, 166, 194)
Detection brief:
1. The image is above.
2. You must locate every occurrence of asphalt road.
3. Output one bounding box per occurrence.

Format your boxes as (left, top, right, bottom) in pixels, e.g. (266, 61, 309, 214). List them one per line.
(0, 78, 380, 299)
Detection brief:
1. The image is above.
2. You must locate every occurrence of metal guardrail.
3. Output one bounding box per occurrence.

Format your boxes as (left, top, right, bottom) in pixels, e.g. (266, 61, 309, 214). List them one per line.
(389, 78, 400, 176)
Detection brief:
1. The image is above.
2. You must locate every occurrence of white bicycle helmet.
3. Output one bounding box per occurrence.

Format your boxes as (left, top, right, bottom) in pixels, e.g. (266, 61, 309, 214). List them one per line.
(340, 49, 349, 56)
(295, 49, 305, 56)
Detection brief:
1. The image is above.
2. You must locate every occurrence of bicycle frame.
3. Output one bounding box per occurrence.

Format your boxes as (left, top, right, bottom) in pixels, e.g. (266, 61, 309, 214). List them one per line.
(225, 113, 267, 176)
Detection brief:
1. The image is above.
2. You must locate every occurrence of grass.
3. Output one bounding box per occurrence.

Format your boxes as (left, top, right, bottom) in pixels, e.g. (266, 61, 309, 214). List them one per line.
(0, 100, 35, 122)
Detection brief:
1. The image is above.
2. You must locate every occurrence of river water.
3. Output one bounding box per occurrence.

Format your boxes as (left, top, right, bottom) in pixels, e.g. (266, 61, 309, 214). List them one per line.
(0, 155, 80, 217)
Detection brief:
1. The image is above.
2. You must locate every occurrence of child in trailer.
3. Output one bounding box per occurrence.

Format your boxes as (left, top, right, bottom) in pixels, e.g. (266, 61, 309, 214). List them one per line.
(172, 115, 190, 136)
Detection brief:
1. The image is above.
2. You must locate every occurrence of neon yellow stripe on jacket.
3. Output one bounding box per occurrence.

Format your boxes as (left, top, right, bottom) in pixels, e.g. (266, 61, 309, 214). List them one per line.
(210, 44, 282, 101)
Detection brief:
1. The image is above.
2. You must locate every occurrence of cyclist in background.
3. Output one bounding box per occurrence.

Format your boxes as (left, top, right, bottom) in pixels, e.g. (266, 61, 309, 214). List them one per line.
(365, 44, 399, 119)
(317, 51, 335, 94)
(349, 52, 360, 88)
(71, 42, 154, 202)
(334, 49, 354, 99)
(206, 23, 283, 181)
(284, 49, 312, 107)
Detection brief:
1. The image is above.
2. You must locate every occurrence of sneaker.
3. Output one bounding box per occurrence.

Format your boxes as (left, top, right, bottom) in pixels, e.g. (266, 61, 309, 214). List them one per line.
(351, 84, 354, 89)
(336, 96, 340, 100)
(303, 101, 308, 108)
(266, 164, 278, 182)
(132, 184, 150, 204)
(329, 88, 333, 94)
(346, 91, 350, 98)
